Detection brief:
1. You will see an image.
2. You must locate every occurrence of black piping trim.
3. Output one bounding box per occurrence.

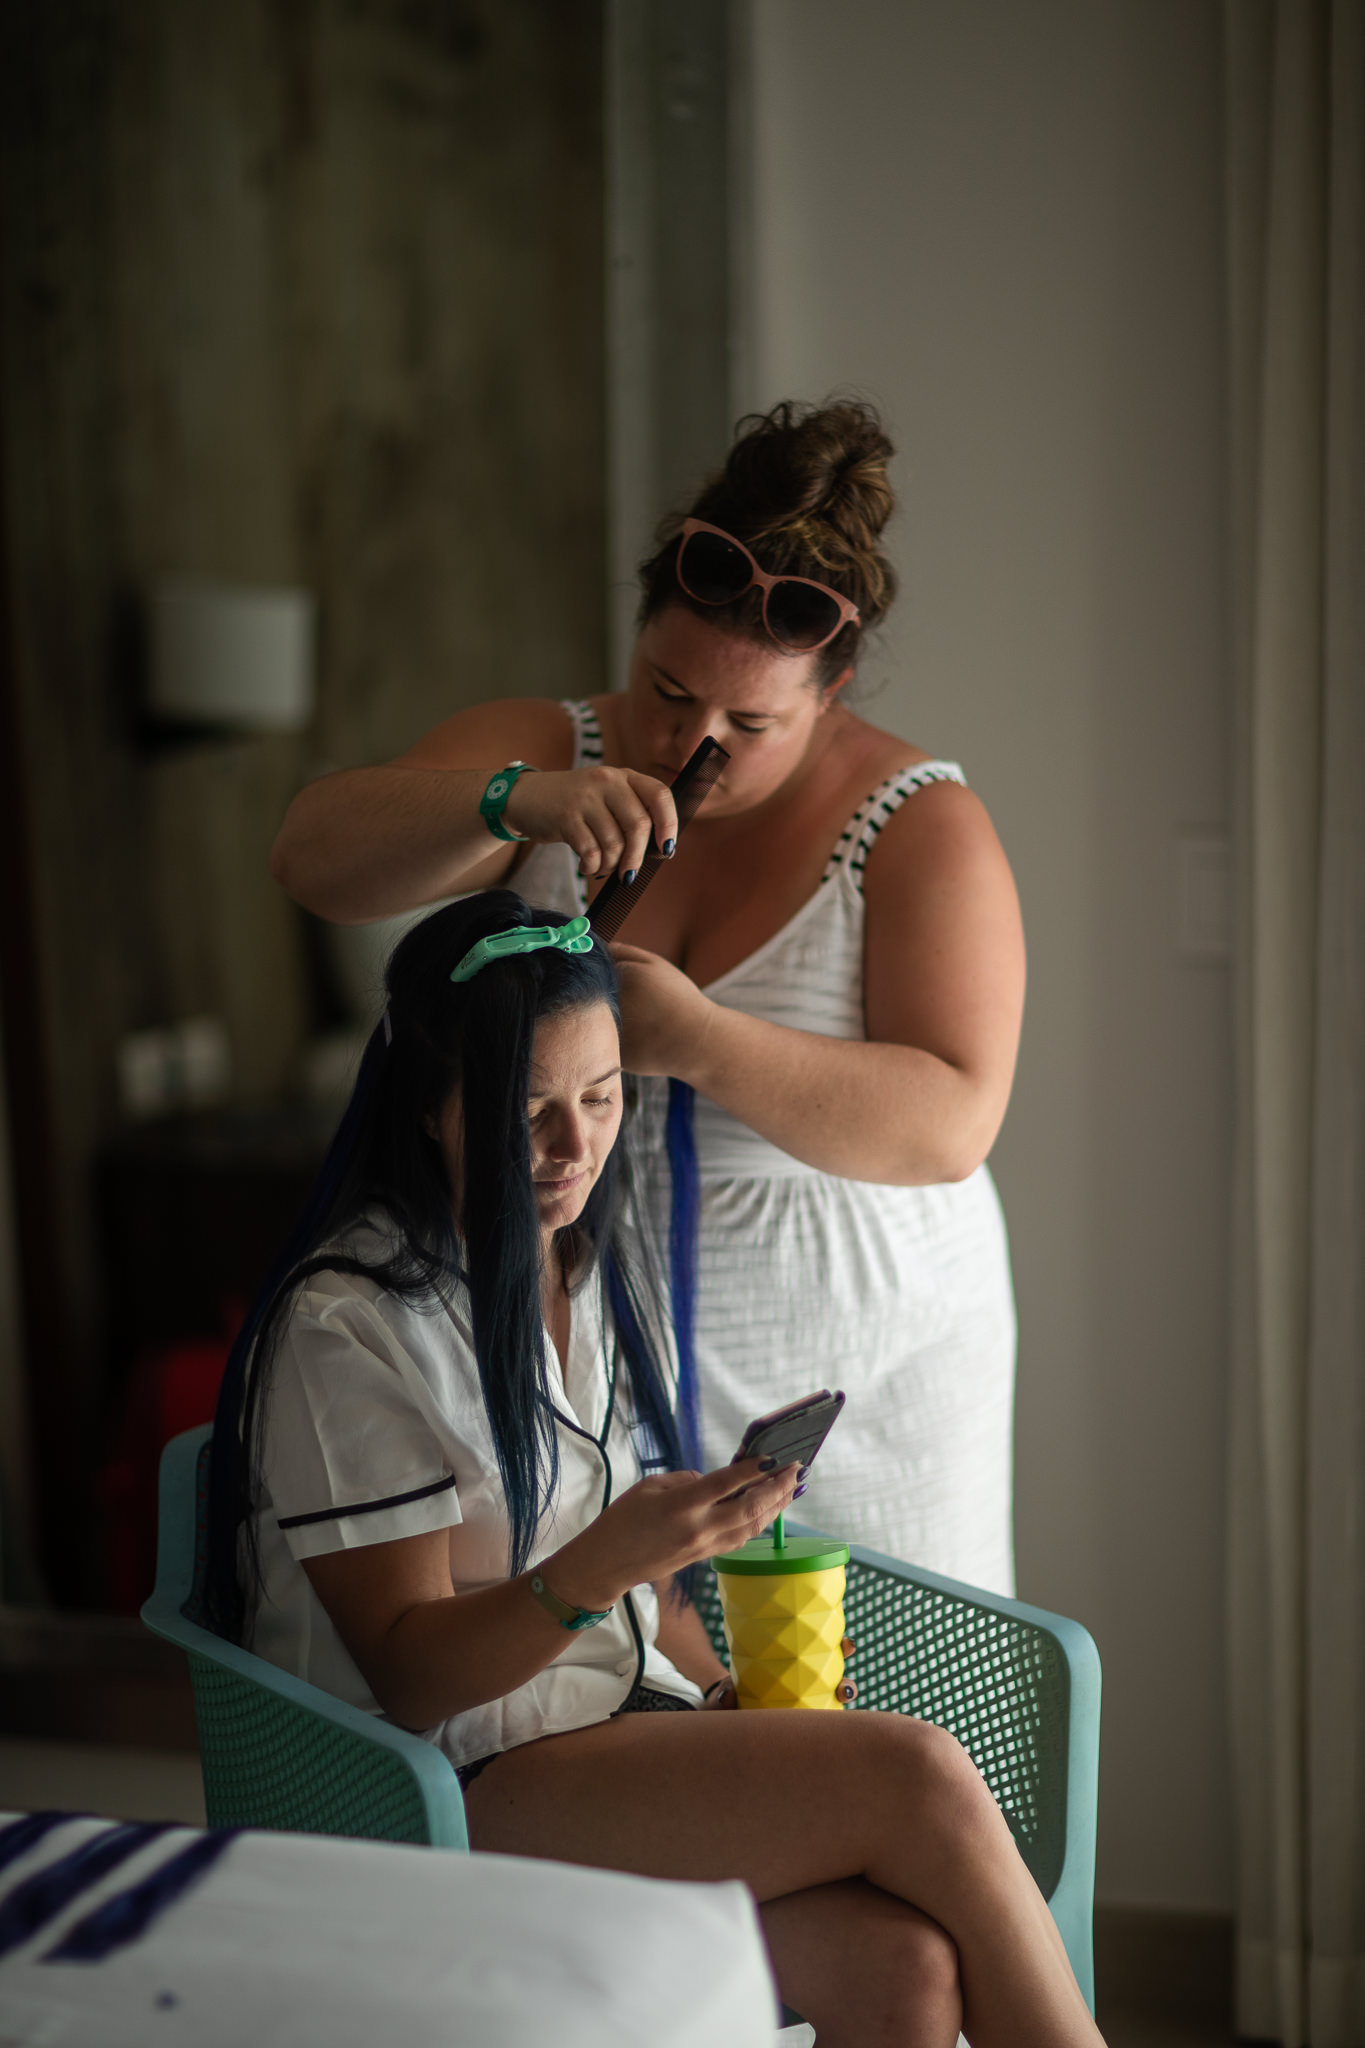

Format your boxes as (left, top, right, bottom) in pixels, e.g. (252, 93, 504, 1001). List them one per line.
(277, 1473, 455, 1531)
(544, 1334, 620, 1517)
(622, 1588, 648, 1696)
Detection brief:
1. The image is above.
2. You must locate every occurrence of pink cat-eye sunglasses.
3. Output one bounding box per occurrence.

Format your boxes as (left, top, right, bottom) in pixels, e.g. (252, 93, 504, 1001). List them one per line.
(676, 518, 861, 654)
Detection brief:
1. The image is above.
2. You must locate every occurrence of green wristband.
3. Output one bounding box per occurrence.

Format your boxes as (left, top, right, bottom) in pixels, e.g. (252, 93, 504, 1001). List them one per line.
(479, 762, 538, 842)
(529, 1571, 611, 1632)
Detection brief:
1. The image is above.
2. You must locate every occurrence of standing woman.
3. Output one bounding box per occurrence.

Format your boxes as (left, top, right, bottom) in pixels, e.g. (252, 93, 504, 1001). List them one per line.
(272, 400, 1025, 1590)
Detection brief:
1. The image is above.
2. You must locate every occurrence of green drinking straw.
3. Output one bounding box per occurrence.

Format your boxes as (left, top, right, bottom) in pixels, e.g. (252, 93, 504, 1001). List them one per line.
(773, 1511, 786, 1552)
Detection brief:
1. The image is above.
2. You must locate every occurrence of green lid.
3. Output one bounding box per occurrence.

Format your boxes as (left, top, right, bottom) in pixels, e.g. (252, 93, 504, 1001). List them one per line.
(711, 1533, 849, 1576)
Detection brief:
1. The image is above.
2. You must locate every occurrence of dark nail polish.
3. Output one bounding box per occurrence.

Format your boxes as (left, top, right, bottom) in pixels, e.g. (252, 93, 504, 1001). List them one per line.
(794, 1484, 808, 1498)
(622, 868, 637, 886)
(758, 1456, 777, 1472)
(797, 1465, 810, 1479)
(662, 838, 676, 858)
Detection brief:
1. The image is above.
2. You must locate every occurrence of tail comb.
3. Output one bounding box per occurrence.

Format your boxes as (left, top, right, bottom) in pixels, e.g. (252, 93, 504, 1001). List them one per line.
(587, 737, 729, 940)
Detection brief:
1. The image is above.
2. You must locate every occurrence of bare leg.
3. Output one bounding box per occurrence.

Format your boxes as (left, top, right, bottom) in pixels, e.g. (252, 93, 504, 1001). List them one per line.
(464, 1708, 1104, 2048)
(762, 1879, 962, 2048)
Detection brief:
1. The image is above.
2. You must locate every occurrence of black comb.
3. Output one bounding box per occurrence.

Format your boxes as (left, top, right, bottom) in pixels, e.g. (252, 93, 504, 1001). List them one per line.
(586, 736, 730, 940)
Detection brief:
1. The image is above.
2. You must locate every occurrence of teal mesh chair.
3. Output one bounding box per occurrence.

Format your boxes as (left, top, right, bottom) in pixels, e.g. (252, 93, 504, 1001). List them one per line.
(144, 1425, 1100, 2008)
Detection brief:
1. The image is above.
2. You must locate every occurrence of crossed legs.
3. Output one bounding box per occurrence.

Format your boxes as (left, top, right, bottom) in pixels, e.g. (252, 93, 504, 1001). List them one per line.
(463, 1708, 1104, 2048)
(762, 1877, 963, 2047)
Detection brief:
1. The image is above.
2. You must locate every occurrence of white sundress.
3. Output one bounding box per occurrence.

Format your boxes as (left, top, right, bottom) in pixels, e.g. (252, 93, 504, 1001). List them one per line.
(516, 702, 1017, 1594)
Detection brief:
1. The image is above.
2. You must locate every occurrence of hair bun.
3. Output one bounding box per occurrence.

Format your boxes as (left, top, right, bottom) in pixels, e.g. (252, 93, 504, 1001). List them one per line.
(717, 398, 894, 546)
(761, 398, 896, 544)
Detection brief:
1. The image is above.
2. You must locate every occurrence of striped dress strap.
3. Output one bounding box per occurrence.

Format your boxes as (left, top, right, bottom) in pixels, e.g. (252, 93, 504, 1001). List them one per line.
(561, 698, 604, 769)
(822, 760, 967, 892)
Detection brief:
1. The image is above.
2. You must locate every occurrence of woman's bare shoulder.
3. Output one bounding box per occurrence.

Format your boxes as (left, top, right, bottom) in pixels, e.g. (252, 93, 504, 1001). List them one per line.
(394, 697, 576, 773)
(827, 705, 940, 791)
(832, 711, 1004, 884)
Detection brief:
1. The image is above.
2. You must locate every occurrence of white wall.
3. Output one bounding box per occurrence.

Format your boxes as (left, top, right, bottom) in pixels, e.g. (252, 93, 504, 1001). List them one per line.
(743, 0, 1232, 1911)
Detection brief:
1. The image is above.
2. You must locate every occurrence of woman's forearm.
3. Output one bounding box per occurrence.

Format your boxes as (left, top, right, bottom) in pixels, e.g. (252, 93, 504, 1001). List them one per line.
(271, 766, 509, 923)
(360, 1571, 598, 1731)
(310, 1466, 798, 1732)
(677, 1005, 1003, 1186)
(652, 1586, 728, 1690)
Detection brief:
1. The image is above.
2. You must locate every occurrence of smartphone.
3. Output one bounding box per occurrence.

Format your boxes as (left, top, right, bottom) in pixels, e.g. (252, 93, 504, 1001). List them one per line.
(730, 1389, 846, 1477)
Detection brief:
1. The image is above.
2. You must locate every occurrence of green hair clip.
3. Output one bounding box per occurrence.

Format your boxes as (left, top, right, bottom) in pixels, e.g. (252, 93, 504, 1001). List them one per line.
(449, 914, 594, 985)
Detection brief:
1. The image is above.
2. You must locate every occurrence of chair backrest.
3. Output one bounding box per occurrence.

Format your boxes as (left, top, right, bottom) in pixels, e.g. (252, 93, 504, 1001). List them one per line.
(143, 1426, 468, 1849)
(185, 1434, 214, 1628)
(845, 1559, 1072, 1891)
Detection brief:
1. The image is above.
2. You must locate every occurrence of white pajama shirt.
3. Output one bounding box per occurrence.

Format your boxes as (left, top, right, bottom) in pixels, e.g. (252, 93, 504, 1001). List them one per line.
(249, 1220, 701, 1769)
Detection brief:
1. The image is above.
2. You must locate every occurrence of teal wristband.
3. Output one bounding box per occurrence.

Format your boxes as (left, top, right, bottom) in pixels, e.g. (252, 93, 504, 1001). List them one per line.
(479, 762, 538, 842)
(529, 1572, 611, 1633)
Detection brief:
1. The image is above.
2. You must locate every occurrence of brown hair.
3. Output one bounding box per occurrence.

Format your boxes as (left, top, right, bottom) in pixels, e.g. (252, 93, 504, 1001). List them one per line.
(637, 398, 897, 687)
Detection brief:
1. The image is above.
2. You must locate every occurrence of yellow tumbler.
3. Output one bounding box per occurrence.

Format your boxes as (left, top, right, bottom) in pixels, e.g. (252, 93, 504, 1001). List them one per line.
(712, 1521, 851, 1710)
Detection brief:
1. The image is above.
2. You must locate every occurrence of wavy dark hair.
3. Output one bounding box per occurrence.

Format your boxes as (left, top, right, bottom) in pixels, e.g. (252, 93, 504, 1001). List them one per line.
(203, 891, 689, 1643)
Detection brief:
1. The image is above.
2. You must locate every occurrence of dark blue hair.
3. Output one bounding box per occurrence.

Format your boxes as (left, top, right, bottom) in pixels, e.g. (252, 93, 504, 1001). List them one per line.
(204, 890, 688, 1642)
(665, 1079, 701, 1464)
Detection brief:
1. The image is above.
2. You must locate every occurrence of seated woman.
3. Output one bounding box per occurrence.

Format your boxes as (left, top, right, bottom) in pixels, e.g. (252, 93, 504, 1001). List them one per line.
(206, 893, 1102, 2048)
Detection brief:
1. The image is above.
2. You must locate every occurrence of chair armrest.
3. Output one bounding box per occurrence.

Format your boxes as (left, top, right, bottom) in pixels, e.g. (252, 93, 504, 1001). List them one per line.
(142, 1593, 469, 1850)
(143, 1426, 467, 1850)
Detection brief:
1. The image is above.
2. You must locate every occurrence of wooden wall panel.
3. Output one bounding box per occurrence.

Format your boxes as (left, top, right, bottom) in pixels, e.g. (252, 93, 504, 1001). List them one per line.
(0, 0, 605, 1593)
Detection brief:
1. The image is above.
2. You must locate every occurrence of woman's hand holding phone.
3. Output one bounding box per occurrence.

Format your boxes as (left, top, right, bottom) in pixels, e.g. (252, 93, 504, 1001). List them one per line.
(545, 1459, 800, 1617)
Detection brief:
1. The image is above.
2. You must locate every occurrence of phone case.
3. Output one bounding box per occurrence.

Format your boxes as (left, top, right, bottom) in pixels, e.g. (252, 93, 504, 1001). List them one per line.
(731, 1390, 846, 1475)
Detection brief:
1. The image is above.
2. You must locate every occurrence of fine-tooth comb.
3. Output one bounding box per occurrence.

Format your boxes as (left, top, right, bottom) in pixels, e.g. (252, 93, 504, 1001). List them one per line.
(586, 736, 730, 940)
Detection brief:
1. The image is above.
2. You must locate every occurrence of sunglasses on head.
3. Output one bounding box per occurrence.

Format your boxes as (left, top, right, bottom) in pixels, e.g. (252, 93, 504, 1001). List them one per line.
(675, 518, 861, 654)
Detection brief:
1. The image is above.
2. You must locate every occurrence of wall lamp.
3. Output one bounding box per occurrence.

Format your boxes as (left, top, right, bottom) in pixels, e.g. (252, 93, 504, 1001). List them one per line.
(139, 577, 316, 748)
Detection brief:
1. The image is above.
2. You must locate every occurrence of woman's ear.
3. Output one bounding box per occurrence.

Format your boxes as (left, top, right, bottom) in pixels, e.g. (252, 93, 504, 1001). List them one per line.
(820, 666, 854, 709)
